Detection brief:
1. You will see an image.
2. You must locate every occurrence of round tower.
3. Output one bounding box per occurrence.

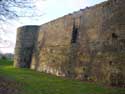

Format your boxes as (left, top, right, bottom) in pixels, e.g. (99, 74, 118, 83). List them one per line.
(14, 25, 39, 68)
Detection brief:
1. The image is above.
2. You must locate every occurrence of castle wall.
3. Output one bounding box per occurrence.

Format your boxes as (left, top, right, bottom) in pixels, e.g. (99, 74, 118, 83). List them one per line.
(76, 0, 125, 86)
(14, 0, 125, 87)
(31, 15, 75, 77)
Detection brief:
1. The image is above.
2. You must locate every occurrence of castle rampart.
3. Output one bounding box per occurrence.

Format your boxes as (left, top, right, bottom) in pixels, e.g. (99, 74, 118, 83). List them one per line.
(14, 0, 125, 87)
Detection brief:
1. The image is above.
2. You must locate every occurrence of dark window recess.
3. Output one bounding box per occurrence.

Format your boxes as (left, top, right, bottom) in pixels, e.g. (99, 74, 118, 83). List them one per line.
(112, 33, 118, 39)
(109, 61, 113, 65)
(71, 27, 78, 43)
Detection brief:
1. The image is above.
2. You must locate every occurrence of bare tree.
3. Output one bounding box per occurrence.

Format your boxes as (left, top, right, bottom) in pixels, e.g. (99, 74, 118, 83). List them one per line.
(0, 0, 37, 23)
(0, 0, 44, 51)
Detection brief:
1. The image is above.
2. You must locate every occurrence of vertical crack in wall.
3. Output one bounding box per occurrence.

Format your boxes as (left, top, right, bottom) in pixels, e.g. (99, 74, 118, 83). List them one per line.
(71, 22, 78, 43)
(67, 19, 79, 78)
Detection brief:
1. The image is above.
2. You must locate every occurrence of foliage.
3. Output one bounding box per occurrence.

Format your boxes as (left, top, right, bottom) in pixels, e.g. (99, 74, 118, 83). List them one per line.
(0, 59, 125, 94)
(1, 55, 7, 60)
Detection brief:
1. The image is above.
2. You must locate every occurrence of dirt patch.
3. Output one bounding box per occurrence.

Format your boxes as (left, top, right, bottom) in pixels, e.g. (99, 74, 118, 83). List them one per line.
(0, 76, 22, 94)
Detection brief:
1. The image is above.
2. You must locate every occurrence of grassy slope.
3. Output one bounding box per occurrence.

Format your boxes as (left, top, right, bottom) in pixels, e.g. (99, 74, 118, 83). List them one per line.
(0, 59, 124, 94)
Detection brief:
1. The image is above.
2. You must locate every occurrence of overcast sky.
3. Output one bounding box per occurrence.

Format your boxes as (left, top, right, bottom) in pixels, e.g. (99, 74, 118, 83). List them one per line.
(0, 0, 107, 54)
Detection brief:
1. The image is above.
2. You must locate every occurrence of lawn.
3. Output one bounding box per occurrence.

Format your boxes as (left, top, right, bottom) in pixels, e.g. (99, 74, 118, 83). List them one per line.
(0, 59, 125, 94)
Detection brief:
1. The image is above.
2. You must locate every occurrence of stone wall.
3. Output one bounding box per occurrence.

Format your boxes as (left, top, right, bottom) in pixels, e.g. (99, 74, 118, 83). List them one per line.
(14, 0, 125, 87)
(76, 0, 125, 86)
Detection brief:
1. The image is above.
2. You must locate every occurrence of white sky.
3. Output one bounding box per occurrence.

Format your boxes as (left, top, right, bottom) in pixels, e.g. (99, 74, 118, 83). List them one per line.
(0, 0, 107, 54)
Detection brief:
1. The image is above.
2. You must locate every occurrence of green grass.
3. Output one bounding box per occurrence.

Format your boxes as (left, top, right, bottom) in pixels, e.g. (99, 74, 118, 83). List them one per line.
(0, 59, 125, 94)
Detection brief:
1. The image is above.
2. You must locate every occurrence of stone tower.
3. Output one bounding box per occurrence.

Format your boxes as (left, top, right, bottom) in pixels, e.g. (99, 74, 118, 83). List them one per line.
(14, 25, 39, 68)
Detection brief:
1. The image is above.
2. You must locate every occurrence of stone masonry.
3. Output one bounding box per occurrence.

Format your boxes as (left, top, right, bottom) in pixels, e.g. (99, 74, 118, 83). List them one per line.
(14, 0, 125, 87)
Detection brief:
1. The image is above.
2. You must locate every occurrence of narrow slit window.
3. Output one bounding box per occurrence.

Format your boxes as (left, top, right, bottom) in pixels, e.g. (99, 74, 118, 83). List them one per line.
(112, 33, 118, 39)
(71, 27, 78, 43)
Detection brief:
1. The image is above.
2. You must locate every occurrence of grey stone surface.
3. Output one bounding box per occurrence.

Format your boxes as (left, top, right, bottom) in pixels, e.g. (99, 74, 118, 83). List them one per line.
(14, 25, 39, 68)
